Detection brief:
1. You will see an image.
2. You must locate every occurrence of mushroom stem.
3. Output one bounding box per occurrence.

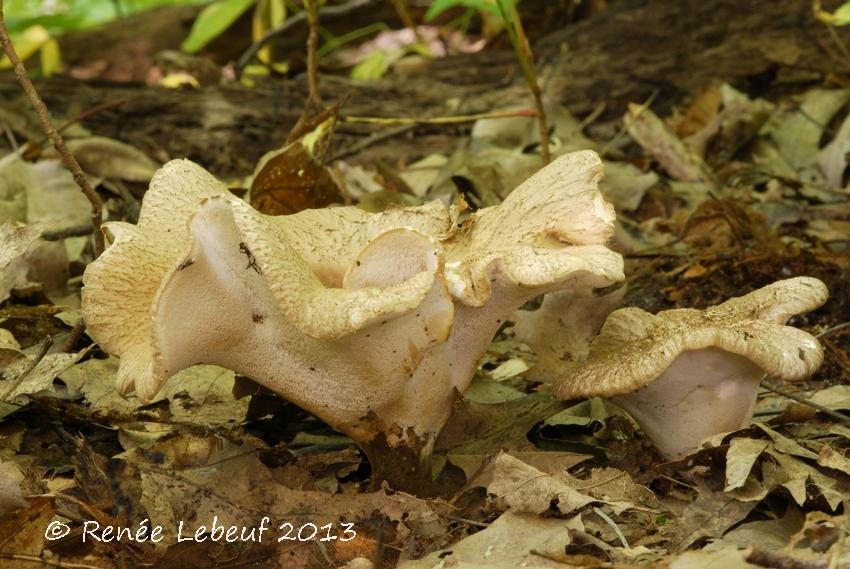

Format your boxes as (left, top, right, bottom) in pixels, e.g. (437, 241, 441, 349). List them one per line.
(613, 347, 763, 459)
(358, 431, 437, 495)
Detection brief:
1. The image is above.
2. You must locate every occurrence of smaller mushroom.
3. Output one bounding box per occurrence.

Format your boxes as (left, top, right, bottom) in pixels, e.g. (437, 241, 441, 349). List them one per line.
(552, 277, 828, 459)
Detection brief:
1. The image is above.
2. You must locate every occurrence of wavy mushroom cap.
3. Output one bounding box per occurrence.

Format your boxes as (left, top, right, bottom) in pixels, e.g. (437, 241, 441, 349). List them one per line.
(81, 152, 626, 452)
(82, 160, 453, 401)
(445, 150, 623, 306)
(552, 277, 828, 459)
(553, 276, 828, 400)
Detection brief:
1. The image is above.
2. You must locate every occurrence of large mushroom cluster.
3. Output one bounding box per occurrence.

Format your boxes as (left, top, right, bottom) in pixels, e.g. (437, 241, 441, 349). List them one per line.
(81, 149, 829, 488)
(81, 150, 623, 489)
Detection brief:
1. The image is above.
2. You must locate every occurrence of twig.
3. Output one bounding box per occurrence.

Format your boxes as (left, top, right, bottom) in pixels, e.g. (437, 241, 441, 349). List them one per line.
(389, 0, 420, 40)
(496, 0, 549, 164)
(445, 515, 490, 528)
(579, 102, 607, 130)
(529, 549, 571, 565)
(757, 322, 850, 424)
(235, 0, 376, 75)
(343, 108, 536, 126)
(493, 472, 549, 499)
(760, 384, 850, 425)
(42, 225, 94, 241)
(0, 555, 104, 569)
(1, 120, 16, 149)
(332, 124, 415, 161)
(59, 319, 87, 353)
(599, 89, 659, 157)
(56, 100, 125, 136)
(745, 547, 826, 569)
(817, 321, 850, 339)
(0, 0, 104, 257)
(812, 0, 850, 67)
(304, 0, 323, 109)
(577, 470, 627, 491)
(0, 336, 53, 403)
(286, 95, 348, 145)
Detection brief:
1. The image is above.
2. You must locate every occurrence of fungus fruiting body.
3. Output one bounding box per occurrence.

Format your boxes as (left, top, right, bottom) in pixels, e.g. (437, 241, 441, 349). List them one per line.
(513, 286, 625, 382)
(553, 277, 828, 459)
(82, 151, 623, 490)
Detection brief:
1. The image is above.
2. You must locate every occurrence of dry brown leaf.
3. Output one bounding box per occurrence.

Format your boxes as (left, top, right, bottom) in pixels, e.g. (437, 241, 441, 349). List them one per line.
(398, 510, 579, 569)
(625, 103, 716, 185)
(473, 452, 627, 515)
(0, 460, 26, 518)
(250, 142, 343, 215)
(0, 497, 55, 562)
(0, 222, 45, 304)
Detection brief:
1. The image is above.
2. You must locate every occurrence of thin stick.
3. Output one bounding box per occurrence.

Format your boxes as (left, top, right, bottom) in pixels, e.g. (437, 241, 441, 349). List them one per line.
(496, 0, 549, 164)
(42, 224, 94, 241)
(389, 0, 420, 40)
(0, 336, 53, 402)
(760, 321, 850, 425)
(817, 321, 850, 339)
(599, 89, 659, 157)
(59, 319, 87, 353)
(760, 384, 850, 425)
(343, 108, 536, 126)
(332, 124, 415, 161)
(56, 100, 125, 136)
(303, 0, 322, 109)
(0, 555, 104, 569)
(0, 0, 104, 257)
(445, 515, 490, 528)
(1, 120, 17, 149)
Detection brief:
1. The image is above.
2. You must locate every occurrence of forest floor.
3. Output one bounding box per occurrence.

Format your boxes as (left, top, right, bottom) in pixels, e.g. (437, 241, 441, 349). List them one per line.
(1, 1, 850, 568)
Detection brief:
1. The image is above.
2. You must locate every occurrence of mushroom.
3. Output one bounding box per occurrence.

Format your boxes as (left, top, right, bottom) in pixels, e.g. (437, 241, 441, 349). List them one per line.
(512, 285, 625, 383)
(82, 151, 623, 491)
(552, 277, 828, 459)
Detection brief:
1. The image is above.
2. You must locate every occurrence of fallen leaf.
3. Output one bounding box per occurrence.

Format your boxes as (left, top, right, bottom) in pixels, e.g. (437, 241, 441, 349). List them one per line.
(0, 222, 44, 303)
(398, 510, 579, 569)
(53, 137, 159, 182)
(670, 546, 761, 569)
(599, 160, 658, 211)
(817, 445, 850, 476)
(250, 142, 343, 215)
(474, 452, 622, 515)
(625, 103, 716, 185)
(724, 438, 769, 491)
(752, 88, 850, 195)
(0, 460, 26, 517)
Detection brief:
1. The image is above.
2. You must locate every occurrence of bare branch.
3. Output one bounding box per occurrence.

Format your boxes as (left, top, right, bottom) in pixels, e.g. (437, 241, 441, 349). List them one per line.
(0, 0, 105, 257)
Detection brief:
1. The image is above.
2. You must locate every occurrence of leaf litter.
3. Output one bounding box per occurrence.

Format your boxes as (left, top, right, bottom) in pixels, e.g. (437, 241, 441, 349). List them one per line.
(0, 36, 849, 569)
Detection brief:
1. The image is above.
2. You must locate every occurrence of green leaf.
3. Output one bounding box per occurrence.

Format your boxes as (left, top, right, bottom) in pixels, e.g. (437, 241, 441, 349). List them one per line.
(833, 2, 850, 25)
(5, 0, 211, 37)
(425, 0, 500, 22)
(181, 0, 257, 54)
(253, 0, 286, 63)
(0, 25, 50, 69)
(350, 48, 406, 80)
(40, 38, 63, 77)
